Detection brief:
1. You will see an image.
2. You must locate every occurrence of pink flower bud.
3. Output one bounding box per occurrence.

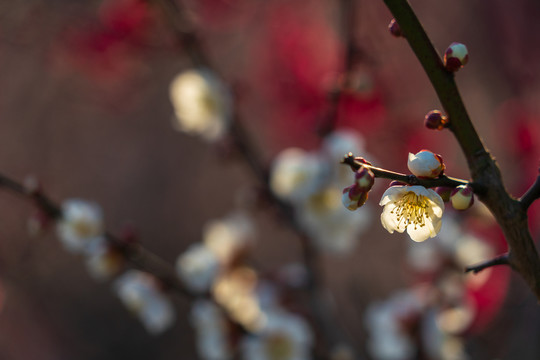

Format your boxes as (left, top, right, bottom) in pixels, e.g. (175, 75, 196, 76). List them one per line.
(444, 42, 469, 72)
(388, 19, 402, 37)
(407, 150, 445, 178)
(354, 166, 375, 191)
(342, 185, 368, 211)
(424, 110, 448, 130)
(450, 184, 474, 210)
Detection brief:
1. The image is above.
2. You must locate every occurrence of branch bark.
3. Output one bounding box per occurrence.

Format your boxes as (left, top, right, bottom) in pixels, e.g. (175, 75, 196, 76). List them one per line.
(383, 0, 540, 300)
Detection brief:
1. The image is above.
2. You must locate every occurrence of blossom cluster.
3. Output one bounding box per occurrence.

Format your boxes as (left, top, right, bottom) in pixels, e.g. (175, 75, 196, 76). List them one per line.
(269, 130, 373, 253)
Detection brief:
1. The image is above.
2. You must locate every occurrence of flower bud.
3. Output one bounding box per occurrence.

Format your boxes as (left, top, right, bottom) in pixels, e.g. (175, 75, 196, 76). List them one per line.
(444, 42, 469, 72)
(450, 184, 474, 210)
(342, 185, 368, 211)
(388, 19, 402, 37)
(407, 150, 445, 178)
(424, 110, 448, 130)
(354, 166, 375, 191)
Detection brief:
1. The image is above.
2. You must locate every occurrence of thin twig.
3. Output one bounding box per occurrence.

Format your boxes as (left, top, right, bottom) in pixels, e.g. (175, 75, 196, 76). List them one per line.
(519, 169, 540, 210)
(465, 253, 511, 274)
(341, 153, 481, 190)
(0, 173, 193, 298)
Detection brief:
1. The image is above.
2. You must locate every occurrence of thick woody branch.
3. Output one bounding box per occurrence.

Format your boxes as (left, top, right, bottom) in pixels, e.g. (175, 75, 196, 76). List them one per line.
(383, 0, 540, 300)
(519, 169, 540, 210)
(465, 253, 510, 274)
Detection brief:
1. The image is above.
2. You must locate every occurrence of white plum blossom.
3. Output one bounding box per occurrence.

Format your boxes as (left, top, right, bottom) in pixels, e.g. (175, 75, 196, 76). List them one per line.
(241, 309, 313, 360)
(380, 185, 444, 242)
(176, 243, 221, 293)
(407, 150, 444, 178)
(269, 148, 324, 204)
(203, 212, 255, 265)
(114, 270, 176, 335)
(169, 68, 232, 141)
(191, 300, 232, 360)
(57, 199, 104, 253)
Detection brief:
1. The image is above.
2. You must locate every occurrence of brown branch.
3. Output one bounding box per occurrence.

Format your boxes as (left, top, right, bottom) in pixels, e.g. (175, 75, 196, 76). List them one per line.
(465, 253, 510, 274)
(0, 173, 192, 298)
(519, 168, 540, 210)
(341, 153, 482, 191)
(383, 0, 540, 300)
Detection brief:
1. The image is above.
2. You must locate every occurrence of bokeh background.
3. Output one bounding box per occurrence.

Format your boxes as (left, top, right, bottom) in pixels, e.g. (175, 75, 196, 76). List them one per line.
(0, 0, 539, 359)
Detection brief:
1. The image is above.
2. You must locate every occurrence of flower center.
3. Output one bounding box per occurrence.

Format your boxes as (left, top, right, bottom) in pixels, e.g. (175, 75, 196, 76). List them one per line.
(390, 191, 430, 230)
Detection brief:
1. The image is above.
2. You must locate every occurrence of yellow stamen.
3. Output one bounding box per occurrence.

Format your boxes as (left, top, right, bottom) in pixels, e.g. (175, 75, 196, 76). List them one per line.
(390, 192, 430, 230)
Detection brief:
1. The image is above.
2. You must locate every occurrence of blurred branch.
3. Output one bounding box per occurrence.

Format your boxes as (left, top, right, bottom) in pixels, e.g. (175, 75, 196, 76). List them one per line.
(465, 253, 510, 274)
(383, 0, 540, 300)
(0, 173, 192, 298)
(150, 0, 358, 356)
(519, 169, 540, 210)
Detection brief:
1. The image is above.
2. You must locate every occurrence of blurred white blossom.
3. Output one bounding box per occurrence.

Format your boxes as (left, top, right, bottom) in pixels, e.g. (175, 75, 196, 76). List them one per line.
(203, 212, 255, 265)
(365, 290, 424, 360)
(114, 270, 176, 335)
(57, 199, 104, 253)
(176, 243, 221, 293)
(191, 299, 232, 360)
(241, 309, 313, 360)
(270, 148, 324, 204)
(269, 129, 373, 253)
(169, 68, 232, 141)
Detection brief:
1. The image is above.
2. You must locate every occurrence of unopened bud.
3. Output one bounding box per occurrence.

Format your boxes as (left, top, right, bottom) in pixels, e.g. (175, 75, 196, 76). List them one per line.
(342, 185, 368, 211)
(424, 110, 448, 130)
(407, 150, 445, 178)
(435, 186, 452, 202)
(444, 42, 469, 72)
(450, 184, 474, 210)
(354, 166, 375, 191)
(388, 19, 402, 37)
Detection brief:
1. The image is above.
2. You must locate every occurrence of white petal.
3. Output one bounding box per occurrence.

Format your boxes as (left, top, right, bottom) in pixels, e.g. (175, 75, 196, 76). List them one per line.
(380, 204, 402, 234)
(406, 224, 432, 242)
(379, 186, 407, 206)
(426, 188, 445, 217)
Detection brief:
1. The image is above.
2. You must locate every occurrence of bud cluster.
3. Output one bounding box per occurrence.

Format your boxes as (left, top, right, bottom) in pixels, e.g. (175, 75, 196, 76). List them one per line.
(342, 164, 375, 211)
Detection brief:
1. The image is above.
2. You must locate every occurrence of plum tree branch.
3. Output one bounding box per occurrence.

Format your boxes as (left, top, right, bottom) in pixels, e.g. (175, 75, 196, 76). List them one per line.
(341, 153, 482, 191)
(520, 169, 540, 210)
(465, 253, 510, 274)
(0, 173, 192, 298)
(383, 0, 540, 300)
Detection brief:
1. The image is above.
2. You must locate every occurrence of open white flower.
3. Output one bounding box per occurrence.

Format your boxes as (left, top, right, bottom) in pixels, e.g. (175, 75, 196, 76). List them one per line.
(379, 186, 444, 242)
